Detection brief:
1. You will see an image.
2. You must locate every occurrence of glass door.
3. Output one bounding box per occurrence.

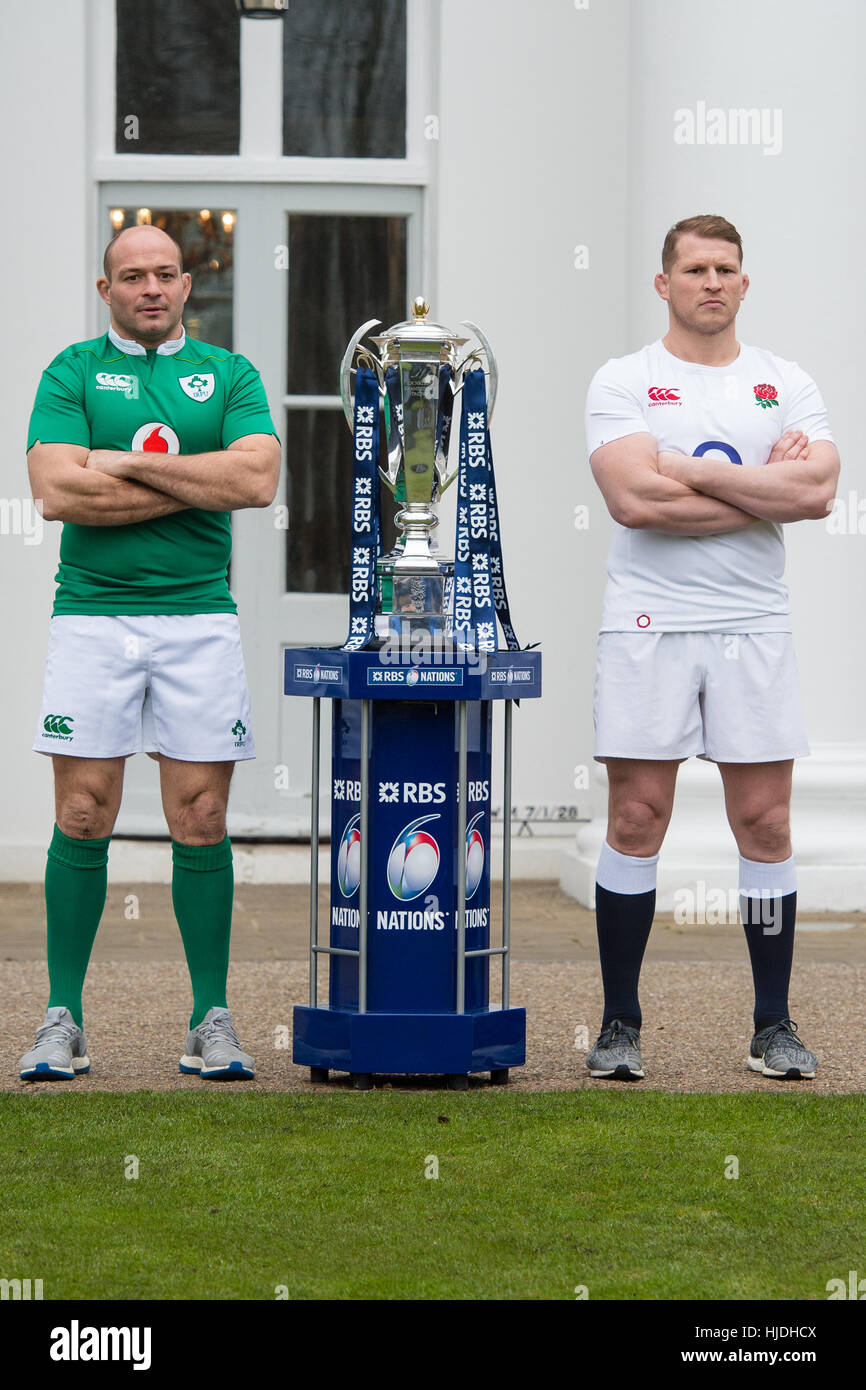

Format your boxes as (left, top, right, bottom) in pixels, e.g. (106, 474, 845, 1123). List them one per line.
(99, 182, 422, 836)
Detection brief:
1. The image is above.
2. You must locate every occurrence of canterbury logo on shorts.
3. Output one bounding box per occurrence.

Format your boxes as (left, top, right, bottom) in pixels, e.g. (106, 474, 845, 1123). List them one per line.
(43, 714, 74, 736)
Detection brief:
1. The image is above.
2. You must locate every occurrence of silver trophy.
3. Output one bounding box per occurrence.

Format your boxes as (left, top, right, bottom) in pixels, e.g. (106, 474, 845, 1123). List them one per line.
(340, 297, 497, 642)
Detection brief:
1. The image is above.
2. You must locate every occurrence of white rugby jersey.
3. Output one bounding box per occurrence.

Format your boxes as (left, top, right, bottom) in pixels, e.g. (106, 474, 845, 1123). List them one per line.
(585, 340, 834, 631)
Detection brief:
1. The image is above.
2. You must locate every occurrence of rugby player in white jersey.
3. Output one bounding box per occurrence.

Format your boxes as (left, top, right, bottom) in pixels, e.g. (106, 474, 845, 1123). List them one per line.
(584, 214, 839, 1082)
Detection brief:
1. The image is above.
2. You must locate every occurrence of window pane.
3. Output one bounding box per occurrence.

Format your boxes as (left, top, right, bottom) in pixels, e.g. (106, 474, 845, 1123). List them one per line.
(286, 410, 351, 594)
(105, 208, 235, 350)
(287, 215, 407, 396)
(286, 409, 397, 594)
(283, 0, 407, 157)
(115, 0, 240, 155)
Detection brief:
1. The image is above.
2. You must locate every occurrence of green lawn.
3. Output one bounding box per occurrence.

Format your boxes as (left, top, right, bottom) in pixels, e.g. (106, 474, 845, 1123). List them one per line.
(1, 1091, 863, 1301)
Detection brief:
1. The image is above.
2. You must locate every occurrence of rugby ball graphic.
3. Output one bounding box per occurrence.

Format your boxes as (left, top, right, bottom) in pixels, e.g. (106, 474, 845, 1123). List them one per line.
(387, 815, 441, 901)
(465, 813, 485, 899)
(337, 814, 362, 898)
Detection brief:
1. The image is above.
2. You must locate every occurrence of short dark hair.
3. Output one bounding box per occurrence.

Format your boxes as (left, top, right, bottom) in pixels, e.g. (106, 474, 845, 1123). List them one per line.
(661, 215, 743, 274)
(102, 230, 184, 282)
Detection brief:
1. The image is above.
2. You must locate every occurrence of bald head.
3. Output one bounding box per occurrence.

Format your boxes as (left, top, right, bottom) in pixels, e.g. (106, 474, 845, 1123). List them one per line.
(103, 225, 184, 282)
(97, 224, 191, 347)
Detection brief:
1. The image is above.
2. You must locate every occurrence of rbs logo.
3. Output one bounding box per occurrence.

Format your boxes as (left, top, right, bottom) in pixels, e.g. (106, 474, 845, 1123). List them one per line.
(378, 781, 447, 804)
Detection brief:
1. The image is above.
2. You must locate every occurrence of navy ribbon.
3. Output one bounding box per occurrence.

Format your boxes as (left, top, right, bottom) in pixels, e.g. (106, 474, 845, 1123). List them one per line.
(453, 368, 520, 651)
(436, 364, 455, 467)
(486, 444, 520, 651)
(342, 365, 381, 651)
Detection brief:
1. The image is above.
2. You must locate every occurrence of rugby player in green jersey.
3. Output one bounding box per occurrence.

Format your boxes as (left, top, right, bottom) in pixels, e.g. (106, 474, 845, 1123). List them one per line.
(19, 224, 281, 1082)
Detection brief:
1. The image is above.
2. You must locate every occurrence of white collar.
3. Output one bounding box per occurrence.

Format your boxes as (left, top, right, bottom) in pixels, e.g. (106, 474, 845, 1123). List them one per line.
(108, 325, 186, 357)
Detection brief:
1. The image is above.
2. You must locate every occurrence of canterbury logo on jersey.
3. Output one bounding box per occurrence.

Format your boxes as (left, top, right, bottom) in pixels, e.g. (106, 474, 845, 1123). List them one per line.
(43, 714, 74, 736)
(647, 387, 682, 405)
(95, 372, 139, 400)
(178, 373, 215, 402)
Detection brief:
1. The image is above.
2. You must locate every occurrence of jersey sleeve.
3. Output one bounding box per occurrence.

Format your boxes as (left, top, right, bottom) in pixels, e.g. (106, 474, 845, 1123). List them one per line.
(221, 356, 280, 447)
(26, 353, 90, 450)
(585, 361, 650, 459)
(780, 362, 835, 444)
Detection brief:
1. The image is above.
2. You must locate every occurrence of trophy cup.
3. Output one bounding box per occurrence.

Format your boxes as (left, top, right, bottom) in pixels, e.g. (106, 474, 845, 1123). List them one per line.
(340, 297, 498, 644)
(284, 294, 539, 1091)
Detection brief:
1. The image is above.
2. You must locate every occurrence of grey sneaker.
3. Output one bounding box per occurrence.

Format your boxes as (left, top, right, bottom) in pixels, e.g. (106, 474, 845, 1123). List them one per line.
(586, 1018, 644, 1080)
(179, 1007, 255, 1081)
(19, 1006, 90, 1081)
(748, 1019, 817, 1079)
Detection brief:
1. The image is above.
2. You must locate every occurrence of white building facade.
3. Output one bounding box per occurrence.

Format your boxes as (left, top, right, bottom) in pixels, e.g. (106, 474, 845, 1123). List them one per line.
(0, 0, 863, 904)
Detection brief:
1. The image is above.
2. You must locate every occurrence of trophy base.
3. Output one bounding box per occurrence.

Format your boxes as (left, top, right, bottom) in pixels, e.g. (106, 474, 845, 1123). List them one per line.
(374, 613, 452, 646)
(377, 557, 453, 646)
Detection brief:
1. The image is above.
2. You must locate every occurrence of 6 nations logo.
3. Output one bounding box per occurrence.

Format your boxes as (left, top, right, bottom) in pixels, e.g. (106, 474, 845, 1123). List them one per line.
(294, 664, 342, 684)
(489, 666, 535, 686)
(337, 815, 362, 898)
(387, 815, 441, 901)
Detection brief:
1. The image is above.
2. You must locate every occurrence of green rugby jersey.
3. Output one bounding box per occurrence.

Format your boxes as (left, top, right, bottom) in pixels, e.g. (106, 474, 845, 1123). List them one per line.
(27, 330, 278, 615)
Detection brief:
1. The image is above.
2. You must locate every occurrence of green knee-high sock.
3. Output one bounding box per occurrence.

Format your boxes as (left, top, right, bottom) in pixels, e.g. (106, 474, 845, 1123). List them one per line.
(46, 824, 111, 1028)
(171, 836, 234, 1028)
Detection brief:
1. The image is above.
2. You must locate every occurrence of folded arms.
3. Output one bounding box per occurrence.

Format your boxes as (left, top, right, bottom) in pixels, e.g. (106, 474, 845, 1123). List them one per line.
(28, 435, 281, 526)
(590, 431, 840, 535)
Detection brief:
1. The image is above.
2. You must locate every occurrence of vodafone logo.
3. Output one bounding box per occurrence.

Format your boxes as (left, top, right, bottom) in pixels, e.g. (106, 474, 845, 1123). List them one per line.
(131, 422, 180, 454)
(636, 614, 651, 628)
(647, 387, 682, 406)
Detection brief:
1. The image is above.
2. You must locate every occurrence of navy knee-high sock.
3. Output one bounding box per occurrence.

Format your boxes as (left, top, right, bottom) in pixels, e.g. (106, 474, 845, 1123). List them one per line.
(738, 855, 797, 1031)
(595, 841, 659, 1031)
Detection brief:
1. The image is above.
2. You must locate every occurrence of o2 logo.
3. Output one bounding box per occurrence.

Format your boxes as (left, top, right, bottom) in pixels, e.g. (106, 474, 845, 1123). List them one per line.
(387, 815, 441, 900)
(466, 813, 485, 899)
(693, 439, 742, 466)
(337, 814, 362, 898)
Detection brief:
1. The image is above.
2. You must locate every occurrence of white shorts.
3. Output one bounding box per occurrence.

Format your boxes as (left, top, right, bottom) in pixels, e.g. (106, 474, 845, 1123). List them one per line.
(593, 631, 809, 763)
(33, 614, 256, 762)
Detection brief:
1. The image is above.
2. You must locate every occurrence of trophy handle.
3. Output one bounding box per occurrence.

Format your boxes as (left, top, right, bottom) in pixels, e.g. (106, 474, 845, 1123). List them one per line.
(340, 319, 382, 431)
(459, 320, 499, 421)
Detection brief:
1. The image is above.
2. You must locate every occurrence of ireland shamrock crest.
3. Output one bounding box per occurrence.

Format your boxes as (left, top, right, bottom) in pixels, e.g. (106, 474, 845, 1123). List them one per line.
(753, 383, 779, 409)
(179, 373, 215, 402)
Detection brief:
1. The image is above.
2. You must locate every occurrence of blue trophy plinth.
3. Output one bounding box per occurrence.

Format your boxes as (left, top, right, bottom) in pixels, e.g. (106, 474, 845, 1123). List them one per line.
(285, 647, 541, 1089)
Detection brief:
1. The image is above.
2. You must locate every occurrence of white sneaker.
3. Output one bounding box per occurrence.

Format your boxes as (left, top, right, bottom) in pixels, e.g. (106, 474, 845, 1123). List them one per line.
(179, 1007, 255, 1080)
(19, 1006, 90, 1081)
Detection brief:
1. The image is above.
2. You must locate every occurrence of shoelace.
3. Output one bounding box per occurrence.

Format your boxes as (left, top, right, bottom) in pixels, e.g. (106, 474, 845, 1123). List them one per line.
(197, 1015, 241, 1048)
(599, 1019, 639, 1049)
(760, 1019, 803, 1050)
(34, 1019, 79, 1047)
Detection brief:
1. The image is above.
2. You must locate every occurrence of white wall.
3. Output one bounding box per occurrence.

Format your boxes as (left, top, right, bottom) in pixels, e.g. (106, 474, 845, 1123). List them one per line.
(563, 0, 866, 908)
(438, 0, 630, 815)
(627, 0, 865, 742)
(1, 0, 861, 880)
(0, 2, 89, 869)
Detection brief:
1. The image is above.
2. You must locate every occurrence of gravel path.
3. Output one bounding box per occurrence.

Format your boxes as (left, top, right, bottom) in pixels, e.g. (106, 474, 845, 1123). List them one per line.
(3, 958, 864, 1095)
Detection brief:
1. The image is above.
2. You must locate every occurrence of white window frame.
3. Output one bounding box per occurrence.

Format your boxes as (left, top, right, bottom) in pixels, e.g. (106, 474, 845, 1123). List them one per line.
(88, 0, 437, 187)
(88, 0, 437, 837)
